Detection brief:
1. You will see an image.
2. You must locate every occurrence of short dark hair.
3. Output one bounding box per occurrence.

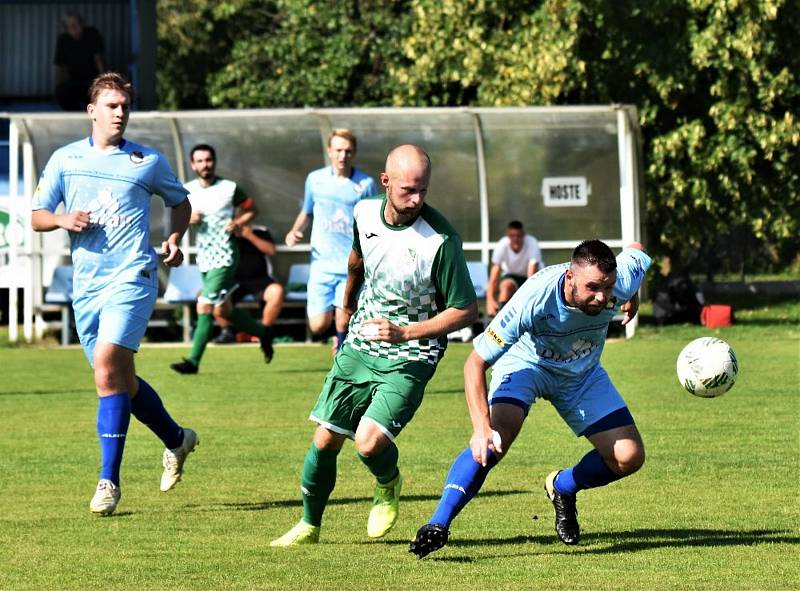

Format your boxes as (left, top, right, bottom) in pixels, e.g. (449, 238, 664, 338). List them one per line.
(508, 220, 524, 231)
(89, 72, 133, 104)
(572, 240, 617, 273)
(190, 144, 216, 161)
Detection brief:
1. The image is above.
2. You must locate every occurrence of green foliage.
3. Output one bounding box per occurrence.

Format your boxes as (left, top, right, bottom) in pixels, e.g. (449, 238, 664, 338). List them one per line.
(158, 0, 411, 108)
(157, 0, 800, 275)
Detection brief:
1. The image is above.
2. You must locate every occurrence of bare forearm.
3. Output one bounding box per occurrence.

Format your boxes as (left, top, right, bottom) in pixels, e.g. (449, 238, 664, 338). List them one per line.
(403, 302, 478, 341)
(234, 208, 256, 228)
(169, 199, 191, 243)
(464, 351, 492, 433)
(487, 265, 501, 303)
(343, 250, 365, 313)
(31, 209, 61, 232)
(246, 234, 276, 256)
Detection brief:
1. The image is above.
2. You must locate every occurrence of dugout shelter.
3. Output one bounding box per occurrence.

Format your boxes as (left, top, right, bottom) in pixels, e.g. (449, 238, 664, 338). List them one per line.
(2, 106, 644, 343)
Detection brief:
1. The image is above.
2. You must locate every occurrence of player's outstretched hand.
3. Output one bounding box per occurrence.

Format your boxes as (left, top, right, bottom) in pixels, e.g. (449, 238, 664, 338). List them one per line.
(470, 428, 502, 467)
(620, 292, 640, 326)
(161, 240, 184, 267)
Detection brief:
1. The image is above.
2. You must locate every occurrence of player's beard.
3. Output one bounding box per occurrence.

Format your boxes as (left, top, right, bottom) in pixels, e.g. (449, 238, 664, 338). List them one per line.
(571, 284, 605, 316)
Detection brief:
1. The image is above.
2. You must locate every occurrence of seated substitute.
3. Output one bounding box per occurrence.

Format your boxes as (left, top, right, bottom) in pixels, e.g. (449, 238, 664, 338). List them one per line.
(410, 240, 650, 558)
(214, 223, 285, 344)
(486, 220, 543, 317)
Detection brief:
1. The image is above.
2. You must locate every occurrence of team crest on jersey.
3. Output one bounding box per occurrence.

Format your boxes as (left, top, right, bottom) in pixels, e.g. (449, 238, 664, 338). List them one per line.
(130, 151, 145, 164)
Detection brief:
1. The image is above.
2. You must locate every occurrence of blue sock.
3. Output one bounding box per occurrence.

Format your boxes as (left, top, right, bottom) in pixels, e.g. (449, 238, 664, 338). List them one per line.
(131, 377, 183, 449)
(336, 330, 347, 351)
(97, 393, 131, 485)
(554, 449, 622, 496)
(429, 447, 498, 528)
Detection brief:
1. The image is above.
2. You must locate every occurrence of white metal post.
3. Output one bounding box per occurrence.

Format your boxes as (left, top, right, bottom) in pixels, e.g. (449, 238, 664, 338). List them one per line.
(22, 135, 35, 342)
(8, 121, 19, 343)
(469, 111, 490, 266)
(617, 108, 639, 338)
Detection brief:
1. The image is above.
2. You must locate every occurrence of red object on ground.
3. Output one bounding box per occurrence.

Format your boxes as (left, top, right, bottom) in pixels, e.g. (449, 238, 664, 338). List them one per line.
(701, 305, 734, 328)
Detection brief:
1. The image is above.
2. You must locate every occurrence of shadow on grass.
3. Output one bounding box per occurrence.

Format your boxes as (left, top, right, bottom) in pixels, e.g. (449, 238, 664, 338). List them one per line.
(394, 528, 798, 561)
(425, 388, 465, 396)
(0, 388, 90, 397)
(216, 489, 528, 512)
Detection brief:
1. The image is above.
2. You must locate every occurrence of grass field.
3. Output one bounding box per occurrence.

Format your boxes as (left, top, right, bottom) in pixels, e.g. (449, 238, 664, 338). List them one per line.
(1, 311, 798, 590)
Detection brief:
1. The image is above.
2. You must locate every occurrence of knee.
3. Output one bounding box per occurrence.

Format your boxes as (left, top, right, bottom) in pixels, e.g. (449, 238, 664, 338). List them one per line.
(312, 427, 345, 452)
(612, 441, 645, 476)
(268, 284, 285, 301)
(308, 317, 329, 336)
(93, 364, 114, 392)
(354, 432, 387, 457)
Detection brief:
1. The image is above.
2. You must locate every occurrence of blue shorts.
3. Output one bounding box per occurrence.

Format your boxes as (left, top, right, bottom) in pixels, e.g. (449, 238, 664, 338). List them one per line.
(488, 362, 628, 436)
(306, 265, 346, 319)
(72, 282, 157, 366)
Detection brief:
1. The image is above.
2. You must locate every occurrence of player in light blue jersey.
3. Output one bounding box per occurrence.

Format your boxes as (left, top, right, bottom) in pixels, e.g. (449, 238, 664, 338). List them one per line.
(31, 73, 198, 516)
(410, 240, 651, 557)
(285, 129, 379, 352)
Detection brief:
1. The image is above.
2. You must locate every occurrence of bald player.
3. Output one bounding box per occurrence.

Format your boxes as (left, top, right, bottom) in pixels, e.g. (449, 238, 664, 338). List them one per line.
(271, 144, 478, 546)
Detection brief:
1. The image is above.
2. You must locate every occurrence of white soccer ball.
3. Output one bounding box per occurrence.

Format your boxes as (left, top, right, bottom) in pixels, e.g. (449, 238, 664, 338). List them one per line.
(676, 337, 739, 398)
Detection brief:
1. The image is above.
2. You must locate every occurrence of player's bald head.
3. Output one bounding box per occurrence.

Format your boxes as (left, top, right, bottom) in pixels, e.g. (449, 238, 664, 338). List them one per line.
(384, 144, 431, 178)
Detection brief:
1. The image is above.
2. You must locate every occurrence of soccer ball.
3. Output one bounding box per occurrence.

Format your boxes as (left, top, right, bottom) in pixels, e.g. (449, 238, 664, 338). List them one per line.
(676, 337, 738, 398)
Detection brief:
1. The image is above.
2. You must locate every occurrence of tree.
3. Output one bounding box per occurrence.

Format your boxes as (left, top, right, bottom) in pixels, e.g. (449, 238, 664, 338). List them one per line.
(157, 0, 800, 276)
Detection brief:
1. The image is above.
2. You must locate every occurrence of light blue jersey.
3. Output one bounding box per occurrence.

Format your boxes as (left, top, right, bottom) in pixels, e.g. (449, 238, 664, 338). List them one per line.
(474, 248, 651, 378)
(33, 137, 188, 297)
(303, 166, 378, 274)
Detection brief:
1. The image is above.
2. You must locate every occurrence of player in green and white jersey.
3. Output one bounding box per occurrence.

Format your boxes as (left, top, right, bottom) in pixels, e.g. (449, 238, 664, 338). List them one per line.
(271, 144, 478, 546)
(170, 144, 273, 374)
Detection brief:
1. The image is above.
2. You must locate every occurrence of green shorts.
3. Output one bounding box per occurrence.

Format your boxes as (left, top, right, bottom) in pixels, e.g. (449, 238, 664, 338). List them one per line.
(309, 346, 437, 440)
(199, 266, 238, 306)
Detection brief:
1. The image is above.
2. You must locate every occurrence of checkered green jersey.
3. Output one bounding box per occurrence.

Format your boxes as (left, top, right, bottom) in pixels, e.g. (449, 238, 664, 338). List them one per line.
(186, 177, 249, 272)
(346, 195, 476, 365)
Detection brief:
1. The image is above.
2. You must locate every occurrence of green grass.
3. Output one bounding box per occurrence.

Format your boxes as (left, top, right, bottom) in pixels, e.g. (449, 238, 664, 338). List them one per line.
(1, 320, 798, 590)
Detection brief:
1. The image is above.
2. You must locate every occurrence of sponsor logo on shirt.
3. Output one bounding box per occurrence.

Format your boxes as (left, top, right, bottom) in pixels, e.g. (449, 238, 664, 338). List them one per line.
(87, 189, 134, 229)
(130, 151, 145, 164)
(318, 207, 352, 235)
(536, 338, 598, 363)
(487, 328, 505, 347)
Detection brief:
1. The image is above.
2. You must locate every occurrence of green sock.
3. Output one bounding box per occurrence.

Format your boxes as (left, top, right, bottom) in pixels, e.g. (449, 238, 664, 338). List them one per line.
(301, 445, 339, 527)
(358, 441, 399, 485)
(229, 308, 265, 339)
(188, 313, 214, 365)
